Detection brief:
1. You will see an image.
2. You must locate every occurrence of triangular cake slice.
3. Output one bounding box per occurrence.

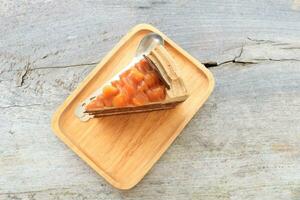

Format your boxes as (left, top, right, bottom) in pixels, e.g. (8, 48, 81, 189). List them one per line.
(77, 45, 188, 119)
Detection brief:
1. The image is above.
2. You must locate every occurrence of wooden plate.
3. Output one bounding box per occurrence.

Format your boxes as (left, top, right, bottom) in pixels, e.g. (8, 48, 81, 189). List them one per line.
(51, 24, 215, 190)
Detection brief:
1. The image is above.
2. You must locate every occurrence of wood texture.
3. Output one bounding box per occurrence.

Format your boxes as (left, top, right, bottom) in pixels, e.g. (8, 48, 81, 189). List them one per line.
(52, 24, 214, 189)
(1, 0, 300, 199)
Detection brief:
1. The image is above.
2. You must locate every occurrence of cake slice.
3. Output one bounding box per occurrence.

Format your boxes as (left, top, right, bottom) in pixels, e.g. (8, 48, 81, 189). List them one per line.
(77, 45, 188, 119)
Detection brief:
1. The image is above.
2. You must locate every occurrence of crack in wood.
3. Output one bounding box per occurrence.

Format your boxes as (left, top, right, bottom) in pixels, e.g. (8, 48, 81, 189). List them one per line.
(41, 50, 60, 59)
(247, 37, 300, 48)
(204, 58, 300, 68)
(247, 37, 276, 44)
(204, 38, 300, 68)
(204, 45, 256, 68)
(16, 61, 31, 87)
(255, 58, 300, 62)
(32, 62, 98, 70)
(1, 62, 97, 74)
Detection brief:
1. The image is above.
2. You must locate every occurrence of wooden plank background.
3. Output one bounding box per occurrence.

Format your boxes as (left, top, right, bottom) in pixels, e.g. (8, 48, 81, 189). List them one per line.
(1, 0, 300, 199)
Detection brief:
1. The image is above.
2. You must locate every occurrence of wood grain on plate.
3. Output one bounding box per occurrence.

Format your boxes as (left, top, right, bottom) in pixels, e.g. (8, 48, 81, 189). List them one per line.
(51, 24, 214, 189)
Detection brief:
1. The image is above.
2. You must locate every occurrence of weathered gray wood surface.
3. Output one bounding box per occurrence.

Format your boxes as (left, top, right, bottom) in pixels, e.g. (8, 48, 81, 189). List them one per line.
(1, 0, 300, 199)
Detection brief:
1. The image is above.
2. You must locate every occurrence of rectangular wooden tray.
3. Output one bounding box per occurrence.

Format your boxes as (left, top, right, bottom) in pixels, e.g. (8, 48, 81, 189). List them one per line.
(51, 24, 215, 190)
